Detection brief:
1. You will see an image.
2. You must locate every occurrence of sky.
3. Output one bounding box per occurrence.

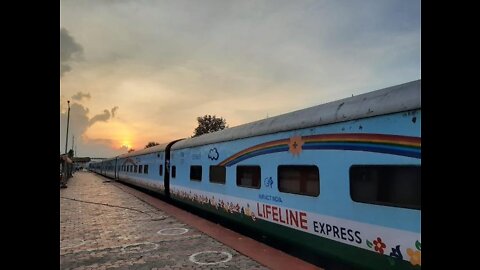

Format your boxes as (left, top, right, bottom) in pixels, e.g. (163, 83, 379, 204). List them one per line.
(60, 0, 420, 158)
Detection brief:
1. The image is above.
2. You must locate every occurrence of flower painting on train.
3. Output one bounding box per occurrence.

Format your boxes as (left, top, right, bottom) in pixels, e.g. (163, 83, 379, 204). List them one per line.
(169, 187, 257, 222)
(288, 136, 304, 156)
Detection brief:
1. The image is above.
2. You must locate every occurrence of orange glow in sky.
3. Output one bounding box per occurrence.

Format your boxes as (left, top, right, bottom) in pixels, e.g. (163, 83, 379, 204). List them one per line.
(121, 142, 131, 150)
(60, 1, 420, 157)
(84, 121, 137, 150)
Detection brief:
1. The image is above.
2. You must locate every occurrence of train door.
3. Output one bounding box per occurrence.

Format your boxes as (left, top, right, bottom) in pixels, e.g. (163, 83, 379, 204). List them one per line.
(164, 139, 184, 198)
(114, 157, 118, 180)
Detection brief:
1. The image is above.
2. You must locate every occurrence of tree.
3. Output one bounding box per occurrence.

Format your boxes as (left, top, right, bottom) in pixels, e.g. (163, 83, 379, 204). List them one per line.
(193, 115, 228, 137)
(145, 141, 160, 149)
(128, 148, 135, 153)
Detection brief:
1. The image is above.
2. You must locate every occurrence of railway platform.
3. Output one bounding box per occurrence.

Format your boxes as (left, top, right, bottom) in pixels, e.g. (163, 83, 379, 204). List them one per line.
(60, 171, 322, 270)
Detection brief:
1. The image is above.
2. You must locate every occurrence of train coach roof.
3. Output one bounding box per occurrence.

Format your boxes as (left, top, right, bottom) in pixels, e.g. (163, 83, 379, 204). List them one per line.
(172, 80, 421, 150)
(117, 143, 170, 158)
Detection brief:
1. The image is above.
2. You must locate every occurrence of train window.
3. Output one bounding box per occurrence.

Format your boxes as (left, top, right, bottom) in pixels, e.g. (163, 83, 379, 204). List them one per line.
(159, 165, 163, 176)
(139, 165, 143, 174)
(278, 165, 319, 197)
(350, 165, 421, 210)
(144, 165, 148, 174)
(190, 166, 202, 181)
(209, 166, 226, 184)
(172, 166, 176, 178)
(236, 166, 261, 189)
(134, 165, 138, 173)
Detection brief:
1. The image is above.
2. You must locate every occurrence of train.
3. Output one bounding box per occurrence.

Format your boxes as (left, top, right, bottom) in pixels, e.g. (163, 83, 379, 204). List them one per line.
(89, 79, 421, 270)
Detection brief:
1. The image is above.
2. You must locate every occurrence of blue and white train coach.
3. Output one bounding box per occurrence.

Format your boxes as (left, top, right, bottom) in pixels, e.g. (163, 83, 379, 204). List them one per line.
(90, 80, 421, 270)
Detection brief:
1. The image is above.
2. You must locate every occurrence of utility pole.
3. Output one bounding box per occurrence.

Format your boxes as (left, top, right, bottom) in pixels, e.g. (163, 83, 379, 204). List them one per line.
(73, 135, 78, 157)
(65, 100, 71, 154)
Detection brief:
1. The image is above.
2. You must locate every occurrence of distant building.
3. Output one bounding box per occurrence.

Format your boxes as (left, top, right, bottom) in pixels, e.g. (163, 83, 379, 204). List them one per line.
(72, 157, 91, 170)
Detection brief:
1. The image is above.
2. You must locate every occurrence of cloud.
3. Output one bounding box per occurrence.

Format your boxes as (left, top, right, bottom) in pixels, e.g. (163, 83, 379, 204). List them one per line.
(72, 92, 91, 101)
(89, 109, 111, 126)
(60, 102, 126, 157)
(60, 64, 71, 77)
(111, 106, 119, 117)
(60, 103, 90, 154)
(60, 27, 83, 78)
(60, 0, 420, 157)
(61, 0, 419, 99)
